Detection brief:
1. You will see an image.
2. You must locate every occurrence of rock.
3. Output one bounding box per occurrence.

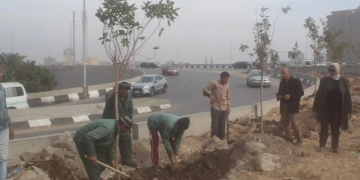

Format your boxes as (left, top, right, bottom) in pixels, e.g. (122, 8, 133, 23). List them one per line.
(20, 151, 38, 161)
(202, 136, 221, 149)
(203, 159, 214, 170)
(237, 119, 249, 126)
(243, 141, 266, 155)
(309, 131, 319, 140)
(10, 166, 50, 180)
(215, 140, 228, 151)
(52, 131, 77, 153)
(54, 149, 66, 160)
(41, 147, 55, 160)
(235, 160, 245, 168)
(255, 153, 281, 172)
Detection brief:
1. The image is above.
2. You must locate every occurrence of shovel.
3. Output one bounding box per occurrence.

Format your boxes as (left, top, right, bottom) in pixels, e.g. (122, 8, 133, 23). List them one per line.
(84, 155, 130, 178)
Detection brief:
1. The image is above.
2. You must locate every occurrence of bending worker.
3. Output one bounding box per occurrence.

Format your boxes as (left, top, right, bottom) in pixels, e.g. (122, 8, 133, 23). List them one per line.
(147, 113, 190, 172)
(102, 82, 137, 168)
(73, 119, 119, 180)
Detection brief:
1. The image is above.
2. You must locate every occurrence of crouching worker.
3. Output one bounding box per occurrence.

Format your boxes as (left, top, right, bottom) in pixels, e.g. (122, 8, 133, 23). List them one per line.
(147, 113, 190, 172)
(73, 119, 119, 180)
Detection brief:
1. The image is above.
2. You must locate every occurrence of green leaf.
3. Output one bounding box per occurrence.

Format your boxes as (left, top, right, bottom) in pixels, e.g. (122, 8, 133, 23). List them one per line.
(167, 20, 171, 26)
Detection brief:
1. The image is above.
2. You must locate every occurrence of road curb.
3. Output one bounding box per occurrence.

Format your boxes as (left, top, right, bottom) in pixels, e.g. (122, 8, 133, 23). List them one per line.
(12, 103, 171, 130)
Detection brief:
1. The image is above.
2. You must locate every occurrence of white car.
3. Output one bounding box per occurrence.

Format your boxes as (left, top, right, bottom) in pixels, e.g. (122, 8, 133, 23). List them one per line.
(0, 82, 29, 109)
(246, 70, 271, 87)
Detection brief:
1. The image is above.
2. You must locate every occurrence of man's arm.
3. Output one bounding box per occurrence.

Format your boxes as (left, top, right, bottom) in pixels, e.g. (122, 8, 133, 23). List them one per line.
(344, 78, 352, 115)
(85, 127, 109, 157)
(289, 79, 304, 99)
(128, 93, 134, 119)
(106, 143, 115, 162)
(226, 86, 231, 111)
(203, 81, 214, 98)
(105, 90, 115, 104)
(174, 130, 185, 154)
(161, 125, 174, 154)
(276, 81, 282, 101)
(313, 78, 324, 112)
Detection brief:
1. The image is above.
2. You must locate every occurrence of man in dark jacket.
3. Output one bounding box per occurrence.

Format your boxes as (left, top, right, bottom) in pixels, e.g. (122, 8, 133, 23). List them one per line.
(276, 67, 304, 145)
(73, 119, 119, 180)
(102, 82, 137, 168)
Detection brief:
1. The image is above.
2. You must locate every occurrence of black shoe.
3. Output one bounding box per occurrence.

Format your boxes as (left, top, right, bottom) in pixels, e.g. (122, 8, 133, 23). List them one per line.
(122, 161, 138, 168)
(295, 139, 303, 146)
(151, 165, 161, 172)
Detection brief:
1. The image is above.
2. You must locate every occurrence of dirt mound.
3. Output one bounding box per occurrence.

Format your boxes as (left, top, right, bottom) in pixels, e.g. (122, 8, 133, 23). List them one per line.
(130, 150, 232, 180)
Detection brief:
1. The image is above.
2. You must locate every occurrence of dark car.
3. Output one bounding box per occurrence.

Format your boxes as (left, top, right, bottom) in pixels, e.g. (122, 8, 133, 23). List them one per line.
(162, 65, 179, 76)
(232, 61, 252, 69)
(140, 62, 148, 68)
(147, 62, 160, 68)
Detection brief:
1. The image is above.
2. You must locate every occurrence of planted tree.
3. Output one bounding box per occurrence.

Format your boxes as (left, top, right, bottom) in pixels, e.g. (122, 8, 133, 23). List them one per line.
(304, 17, 325, 91)
(239, 6, 290, 133)
(96, 0, 179, 176)
(288, 42, 302, 72)
(322, 20, 349, 75)
(352, 43, 360, 75)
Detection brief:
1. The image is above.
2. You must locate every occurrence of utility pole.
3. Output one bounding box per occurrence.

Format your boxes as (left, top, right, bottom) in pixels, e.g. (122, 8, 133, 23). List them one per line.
(306, 34, 308, 59)
(73, 11, 76, 65)
(11, 34, 15, 53)
(177, 43, 178, 64)
(230, 39, 232, 63)
(82, 0, 87, 95)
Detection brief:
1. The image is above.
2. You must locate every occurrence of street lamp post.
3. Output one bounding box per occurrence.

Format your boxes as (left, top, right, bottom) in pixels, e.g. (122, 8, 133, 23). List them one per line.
(229, 40, 232, 63)
(177, 43, 178, 64)
(11, 34, 15, 53)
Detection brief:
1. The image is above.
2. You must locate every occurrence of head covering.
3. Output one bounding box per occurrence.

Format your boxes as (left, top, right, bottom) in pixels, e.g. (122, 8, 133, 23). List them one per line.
(119, 116, 133, 128)
(118, 82, 131, 90)
(177, 117, 190, 130)
(329, 63, 341, 80)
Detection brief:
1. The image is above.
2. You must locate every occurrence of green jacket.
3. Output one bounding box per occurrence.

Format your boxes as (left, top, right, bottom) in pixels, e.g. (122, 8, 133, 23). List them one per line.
(147, 113, 184, 154)
(73, 119, 119, 161)
(102, 90, 134, 119)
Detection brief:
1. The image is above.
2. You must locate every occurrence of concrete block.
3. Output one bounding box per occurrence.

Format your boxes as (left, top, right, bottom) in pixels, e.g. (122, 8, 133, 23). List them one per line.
(88, 90, 100, 98)
(159, 104, 171, 110)
(256, 99, 278, 117)
(136, 107, 152, 114)
(28, 119, 51, 128)
(72, 115, 90, 123)
(68, 93, 80, 102)
(133, 122, 149, 140)
(40, 96, 55, 104)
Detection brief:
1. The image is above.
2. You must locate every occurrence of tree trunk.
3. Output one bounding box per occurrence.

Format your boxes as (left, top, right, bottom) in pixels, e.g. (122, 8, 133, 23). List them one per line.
(260, 68, 264, 134)
(114, 58, 121, 180)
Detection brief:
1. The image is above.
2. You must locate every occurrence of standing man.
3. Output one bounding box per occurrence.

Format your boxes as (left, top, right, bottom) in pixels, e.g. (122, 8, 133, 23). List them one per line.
(276, 67, 304, 145)
(147, 113, 190, 171)
(73, 119, 119, 180)
(102, 82, 137, 168)
(203, 71, 231, 140)
(0, 67, 14, 180)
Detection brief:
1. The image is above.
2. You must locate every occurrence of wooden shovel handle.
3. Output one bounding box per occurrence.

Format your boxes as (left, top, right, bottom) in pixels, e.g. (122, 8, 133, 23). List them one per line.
(84, 155, 130, 178)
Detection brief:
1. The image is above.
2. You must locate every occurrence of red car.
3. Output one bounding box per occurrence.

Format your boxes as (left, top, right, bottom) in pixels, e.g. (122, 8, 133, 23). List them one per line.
(162, 65, 179, 76)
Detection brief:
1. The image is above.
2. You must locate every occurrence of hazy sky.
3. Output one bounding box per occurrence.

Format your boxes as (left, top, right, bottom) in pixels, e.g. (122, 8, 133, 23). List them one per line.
(0, 0, 359, 64)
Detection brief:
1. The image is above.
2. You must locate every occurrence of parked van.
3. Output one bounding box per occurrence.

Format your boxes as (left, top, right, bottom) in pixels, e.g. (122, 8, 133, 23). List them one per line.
(0, 82, 29, 109)
(304, 60, 314, 67)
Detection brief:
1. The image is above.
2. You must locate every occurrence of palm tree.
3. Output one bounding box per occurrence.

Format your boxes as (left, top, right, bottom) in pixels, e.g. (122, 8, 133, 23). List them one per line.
(0, 53, 26, 81)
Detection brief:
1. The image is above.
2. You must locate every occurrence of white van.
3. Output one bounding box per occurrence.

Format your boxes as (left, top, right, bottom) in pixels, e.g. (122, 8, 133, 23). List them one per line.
(0, 82, 29, 109)
(304, 60, 314, 67)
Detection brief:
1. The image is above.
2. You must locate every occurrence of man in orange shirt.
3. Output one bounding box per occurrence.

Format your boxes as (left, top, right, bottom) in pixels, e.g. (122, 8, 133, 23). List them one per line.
(203, 71, 231, 140)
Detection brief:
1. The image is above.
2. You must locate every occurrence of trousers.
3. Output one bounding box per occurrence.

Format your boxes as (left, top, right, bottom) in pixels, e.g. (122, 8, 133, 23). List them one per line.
(119, 132, 132, 164)
(319, 111, 341, 149)
(0, 128, 9, 180)
(281, 105, 303, 140)
(149, 130, 175, 165)
(73, 138, 109, 180)
(210, 108, 226, 140)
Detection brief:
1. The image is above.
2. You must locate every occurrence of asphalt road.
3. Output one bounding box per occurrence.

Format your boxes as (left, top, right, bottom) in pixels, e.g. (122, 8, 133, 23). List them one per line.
(15, 68, 281, 139)
(45, 65, 143, 90)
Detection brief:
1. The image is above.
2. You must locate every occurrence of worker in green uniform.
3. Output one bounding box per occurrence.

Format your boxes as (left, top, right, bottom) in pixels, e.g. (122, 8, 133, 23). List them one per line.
(147, 113, 190, 171)
(102, 82, 138, 168)
(73, 119, 119, 180)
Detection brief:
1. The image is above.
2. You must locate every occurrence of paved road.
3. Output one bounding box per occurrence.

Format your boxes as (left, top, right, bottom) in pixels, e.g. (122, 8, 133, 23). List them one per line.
(45, 65, 143, 90)
(15, 68, 282, 139)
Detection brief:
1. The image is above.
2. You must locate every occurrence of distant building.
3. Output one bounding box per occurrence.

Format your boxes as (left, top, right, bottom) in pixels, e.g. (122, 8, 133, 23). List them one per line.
(204, 56, 208, 64)
(44, 56, 57, 66)
(99, 61, 112, 66)
(210, 56, 214, 64)
(327, 5, 360, 63)
(86, 57, 99, 65)
(63, 47, 74, 65)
